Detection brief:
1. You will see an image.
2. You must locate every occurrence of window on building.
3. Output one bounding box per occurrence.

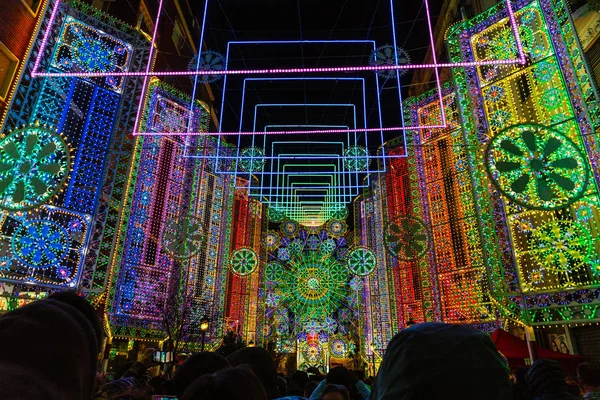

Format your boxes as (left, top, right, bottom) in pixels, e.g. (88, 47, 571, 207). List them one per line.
(0, 42, 19, 101)
(20, 0, 43, 15)
(172, 18, 185, 54)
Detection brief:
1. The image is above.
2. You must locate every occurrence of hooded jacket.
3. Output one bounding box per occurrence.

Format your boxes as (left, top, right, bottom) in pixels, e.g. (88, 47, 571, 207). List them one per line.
(369, 323, 513, 400)
(0, 298, 100, 399)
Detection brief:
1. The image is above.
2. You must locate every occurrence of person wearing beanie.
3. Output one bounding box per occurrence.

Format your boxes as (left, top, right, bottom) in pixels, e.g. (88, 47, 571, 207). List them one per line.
(0, 292, 102, 399)
(526, 359, 582, 400)
(369, 322, 513, 400)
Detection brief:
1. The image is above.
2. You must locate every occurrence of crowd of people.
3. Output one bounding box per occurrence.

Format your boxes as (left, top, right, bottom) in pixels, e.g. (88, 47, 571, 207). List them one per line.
(0, 292, 599, 399)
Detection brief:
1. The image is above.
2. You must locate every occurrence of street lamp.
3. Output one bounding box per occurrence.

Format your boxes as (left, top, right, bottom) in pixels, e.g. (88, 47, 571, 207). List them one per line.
(369, 344, 375, 378)
(200, 317, 209, 352)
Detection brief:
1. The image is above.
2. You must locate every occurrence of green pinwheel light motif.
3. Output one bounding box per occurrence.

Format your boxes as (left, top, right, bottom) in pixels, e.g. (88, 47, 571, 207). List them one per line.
(268, 206, 286, 222)
(486, 124, 589, 210)
(320, 239, 336, 256)
(343, 146, 369, 172)
(330, 205, 348, 220)
(384, 215, 431, 261)
(0, 125, 70, 211)
(239, 147, 266, 172)
(230, 247, 258, 276)
(74, 38, 116, 72)
(12, 219, 69, 269)
(530, 220, 593, 272)
(161, 218, 205, 260)
(347, 247, 377, 276)
(265, 262, 284, 282)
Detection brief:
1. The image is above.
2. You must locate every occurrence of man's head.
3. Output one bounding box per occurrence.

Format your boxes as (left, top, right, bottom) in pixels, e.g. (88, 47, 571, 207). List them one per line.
(578, 362, 600, 391)
(321, 384, 350, 400)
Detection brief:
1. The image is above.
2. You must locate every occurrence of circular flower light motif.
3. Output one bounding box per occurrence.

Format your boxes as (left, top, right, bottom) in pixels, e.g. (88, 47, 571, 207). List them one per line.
(287, 239, 303, 256)
(515, 218, 534, 234)
(530, 220, 593, 272)
(266, 292, 280, 307)
(329, 262, 349, 283)
(484, 85, 505, 103)
(268, 206, 286, 223)
(303, 342, 322, 364)
(230, 247, 259, 276)
(281, 220, 300, 237)
(265, 262, 284, 283)
(369, 45, 411, 79)
(490, 110, 512, 129)
(12, 220, 69, 269)
(347, 247, 377, 276)
(73, 38, 116, 72)
(320, 239, 337, 256)
(541, 88, 565, 111)
(528, 268, 545, 285)
(343, 146, 370, 172)
(575, 201, 596, 222)
(330, 205, 348, 220)
(161, 217, 205, 260)
(188, 50, 225, 84)
(297, 266, 331, 302)
(384, 216, 431, 261)
(485, 124, 589, 210)
(239, 147, 266, 172)
(329, 335, 350, 358)
(0, 125, 70, 211)
(327, 220, 348, 237)
(0, 256, 12, 270)
(349, 276, 364, 291)
(264, 231, 281, 250)
(322, 317, 337, 334)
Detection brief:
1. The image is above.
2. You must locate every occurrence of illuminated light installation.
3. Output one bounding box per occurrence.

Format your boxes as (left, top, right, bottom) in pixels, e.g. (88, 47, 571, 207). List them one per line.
(0, 205, 89, 287)
(446, 0, 600, 325)
(223, 185, 263, 345)
(485, 124, 589, 210)
(0, 124, 71, 211)
(370, 45, 411, 78)
(0, 4, 149, 295)
(106, 79, 233, 342)
(187, 50, 226, 84)
(343, 146, 370, 172)
(261, 223, 356, 365)
(33, 0, 526, 79)
(383, 215, 431, 261)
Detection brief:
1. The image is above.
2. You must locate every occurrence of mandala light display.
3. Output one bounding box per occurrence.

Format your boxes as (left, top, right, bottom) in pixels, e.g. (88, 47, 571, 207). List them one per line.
(0, 125, 70, 211)
(343, 146, 369, 172)
(264, 231, 281, 250)
(54, 16, 132, 91)
(161, 217, 205, 260)
(264, 225, 352, 337)
(530, 220, 593, 272)
(230, 248, 259, 276)
(347, 247, 377, 276)
(302, 341, 322, 365)
(239, 147, 266, 172)
(329, 334, 353, 358)
(281, 220, 300, 237)
(370, 45, 411, 79)
(327, 220, 347, 237)
(12, 220, 69, 269)
(268, 206, 286, 223)
(486, 124, 589, 210)
(330, 205, 348, 220)
(188, 50, 226, 84)
(384, 215, 430, 261)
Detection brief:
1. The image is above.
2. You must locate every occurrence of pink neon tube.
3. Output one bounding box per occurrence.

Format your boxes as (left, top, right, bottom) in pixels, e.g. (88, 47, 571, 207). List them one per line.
(134, 125, 447, 136)
(31, 0, 525, 79)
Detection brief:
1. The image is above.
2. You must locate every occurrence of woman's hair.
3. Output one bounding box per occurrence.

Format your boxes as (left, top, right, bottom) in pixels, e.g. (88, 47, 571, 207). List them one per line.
(181, 367, 268, 400)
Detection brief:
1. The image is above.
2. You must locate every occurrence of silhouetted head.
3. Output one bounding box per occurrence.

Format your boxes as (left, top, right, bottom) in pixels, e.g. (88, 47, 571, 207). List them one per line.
(526, 359, 569, 396)
(321, 384, 350, 400)
(181, 367, 267, 400)
(577, 362, 600, 390)
(228, 347, 279, 398)
(370, 323, 512, 400)
(173, 352, 231, 396)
